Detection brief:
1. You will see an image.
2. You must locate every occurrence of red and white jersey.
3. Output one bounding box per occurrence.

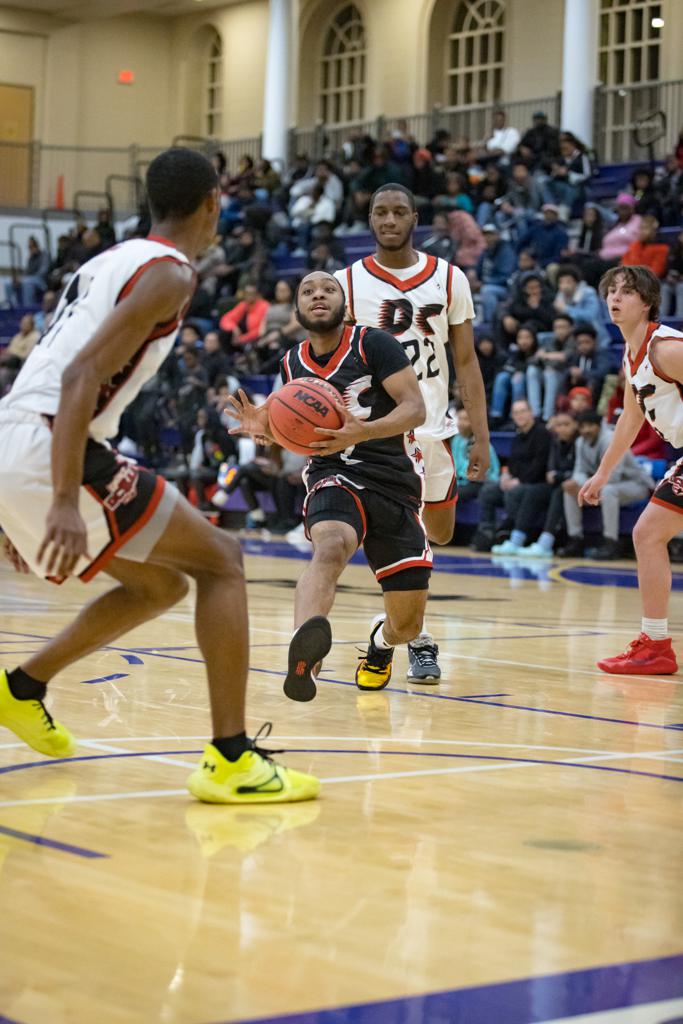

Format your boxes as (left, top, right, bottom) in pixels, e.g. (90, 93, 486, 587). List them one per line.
(623, 320, 683, 449)
(335, 253, 474, 440)
(0, 237, 191, 443)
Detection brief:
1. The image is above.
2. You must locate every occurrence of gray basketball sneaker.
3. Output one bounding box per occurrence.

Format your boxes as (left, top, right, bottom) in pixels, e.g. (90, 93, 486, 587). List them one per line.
(406, 633, 441, 683)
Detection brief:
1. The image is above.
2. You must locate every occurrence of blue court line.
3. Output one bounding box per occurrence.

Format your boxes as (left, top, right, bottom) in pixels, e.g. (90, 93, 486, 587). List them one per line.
(225, 952, 683, 1024)
(0, 1015, 22, 1023)
(0, 631, 678, 734)
(120, 653, 143, 665)
(0, 747, 681, 785)
(80, 672, 129, 685)
(0, 823, 108, 859)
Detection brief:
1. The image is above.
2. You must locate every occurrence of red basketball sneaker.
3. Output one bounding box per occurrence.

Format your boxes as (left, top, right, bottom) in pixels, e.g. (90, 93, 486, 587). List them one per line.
(597, 633, 678, 675)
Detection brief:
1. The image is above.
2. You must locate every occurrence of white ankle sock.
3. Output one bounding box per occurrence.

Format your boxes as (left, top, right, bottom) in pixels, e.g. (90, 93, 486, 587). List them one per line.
(373, 624, 391, 650)
(641, 617, 668, 641)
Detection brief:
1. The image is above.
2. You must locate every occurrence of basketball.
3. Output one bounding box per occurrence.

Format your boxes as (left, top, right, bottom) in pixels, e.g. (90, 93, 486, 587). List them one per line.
(268, 377, 344, 455)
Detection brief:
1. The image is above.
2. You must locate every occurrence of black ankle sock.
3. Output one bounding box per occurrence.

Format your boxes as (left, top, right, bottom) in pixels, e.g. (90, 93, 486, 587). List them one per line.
(212, 731, 250, 762)
(8, 668, 47, 701)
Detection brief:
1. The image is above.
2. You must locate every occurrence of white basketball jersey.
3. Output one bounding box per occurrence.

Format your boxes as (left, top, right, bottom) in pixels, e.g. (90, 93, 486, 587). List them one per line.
(623, 321, 683, 449)
(335, 253, 474, 440)
(1, 237, 190, 443)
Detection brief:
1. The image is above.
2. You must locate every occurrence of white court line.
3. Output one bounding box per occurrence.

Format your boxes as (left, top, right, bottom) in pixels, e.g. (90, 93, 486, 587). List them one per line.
(0, 788, 188, 807)
(2, 734, 681, 757)
(0, 747, 680, 808)
(78, 739, 196, 771)
(436, 648, 683, 685)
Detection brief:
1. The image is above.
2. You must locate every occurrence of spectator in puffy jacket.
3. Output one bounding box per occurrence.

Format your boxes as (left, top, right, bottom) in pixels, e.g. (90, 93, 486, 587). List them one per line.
(218, 284, 270, 358)
(470, 223, 517, 321)
(517, 205, 570, 269)
(599, 193, 642, 262)
(620, 215, 669, 278)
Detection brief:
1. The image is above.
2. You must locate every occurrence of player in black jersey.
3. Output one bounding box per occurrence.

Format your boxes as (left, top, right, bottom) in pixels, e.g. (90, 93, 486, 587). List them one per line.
(228, 271, 429, 699)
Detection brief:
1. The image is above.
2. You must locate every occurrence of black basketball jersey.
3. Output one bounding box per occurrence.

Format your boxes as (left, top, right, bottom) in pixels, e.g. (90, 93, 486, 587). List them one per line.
(279, 325, 424, 510)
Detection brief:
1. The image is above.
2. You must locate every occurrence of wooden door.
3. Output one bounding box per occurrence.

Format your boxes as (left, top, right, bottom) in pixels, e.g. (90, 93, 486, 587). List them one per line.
(0, 84, 34, 207)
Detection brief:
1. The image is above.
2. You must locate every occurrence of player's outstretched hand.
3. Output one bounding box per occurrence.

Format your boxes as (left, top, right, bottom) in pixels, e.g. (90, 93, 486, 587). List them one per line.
(310, 405, 368, 455)
(578, 472, 606, 507)
(467, 438, 490, 481)
(37, 500, 91, 578)
(225, 388, 270, 442)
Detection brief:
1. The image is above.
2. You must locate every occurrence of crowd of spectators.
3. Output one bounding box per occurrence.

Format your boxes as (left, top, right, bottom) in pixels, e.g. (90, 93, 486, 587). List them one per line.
(1, 110, 682, 550)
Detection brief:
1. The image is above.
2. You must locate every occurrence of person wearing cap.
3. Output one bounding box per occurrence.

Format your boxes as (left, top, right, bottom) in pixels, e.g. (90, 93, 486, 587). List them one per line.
(520, 111, 561, 167)
(517, 205, 570, 270)
(566, 385, 593, 416)
(599, 193, 642, 262)
(469, 223, 516, 322)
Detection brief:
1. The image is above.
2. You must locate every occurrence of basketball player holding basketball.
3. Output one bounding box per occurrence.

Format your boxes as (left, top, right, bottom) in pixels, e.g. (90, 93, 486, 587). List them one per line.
(0, 148, 318, 803)
(580, 265, 682, 674)
(335, 184, 489, 680)
(227, 271, 430, 701)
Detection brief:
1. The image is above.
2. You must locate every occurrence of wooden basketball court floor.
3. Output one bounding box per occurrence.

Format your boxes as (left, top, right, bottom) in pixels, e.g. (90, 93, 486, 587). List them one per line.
(0, 539, 682, 1024)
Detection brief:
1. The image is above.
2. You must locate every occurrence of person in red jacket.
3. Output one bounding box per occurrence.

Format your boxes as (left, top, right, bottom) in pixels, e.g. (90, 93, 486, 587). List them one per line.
(620, 215, 669, 278)
(218, 284, 270, 363)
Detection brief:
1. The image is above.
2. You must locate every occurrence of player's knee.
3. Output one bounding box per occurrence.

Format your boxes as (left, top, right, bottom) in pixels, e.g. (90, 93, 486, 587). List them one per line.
(633, 517, 648, 553)
(312, 534, 351, 574)
(387, 611, 423, 644)
(165, 571, 190, 606)
(127, 569, 189, 610)
(213, 531, 244, 576)
(426, 523, 453, 545)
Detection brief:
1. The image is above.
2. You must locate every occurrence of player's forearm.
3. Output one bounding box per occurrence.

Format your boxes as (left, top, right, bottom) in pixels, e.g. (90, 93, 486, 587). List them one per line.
(51, 365, 101, 504)
(454, 355, 490, 442)
(596, 409, 643, 478)
(363, 395, 425, 441)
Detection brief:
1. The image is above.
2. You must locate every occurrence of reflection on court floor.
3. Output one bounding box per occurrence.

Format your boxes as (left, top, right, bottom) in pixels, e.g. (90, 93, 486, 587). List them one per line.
(0, 545, 681, 1024)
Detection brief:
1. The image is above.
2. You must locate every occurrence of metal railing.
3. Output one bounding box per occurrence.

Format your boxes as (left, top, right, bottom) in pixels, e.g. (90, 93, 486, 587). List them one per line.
(594, 78, 683, 162)
(0, 136, 263, 216)
(1, 81, 681, 217)
(287, 96, 562, 164)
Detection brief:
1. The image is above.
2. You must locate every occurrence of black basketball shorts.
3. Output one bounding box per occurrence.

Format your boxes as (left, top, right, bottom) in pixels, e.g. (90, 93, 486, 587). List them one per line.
(304, 477, 432, 592)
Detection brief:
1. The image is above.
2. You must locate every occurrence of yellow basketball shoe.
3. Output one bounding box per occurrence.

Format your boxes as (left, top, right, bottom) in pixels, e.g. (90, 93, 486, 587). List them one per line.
(355, 617, 394, 691)
(0, 670, 76, 758)
(187, 725, 320, 804)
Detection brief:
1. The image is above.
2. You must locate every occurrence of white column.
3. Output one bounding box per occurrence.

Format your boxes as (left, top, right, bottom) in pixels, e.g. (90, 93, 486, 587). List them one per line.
(561, 0, 599, 145)
(262, 0, 293, 169)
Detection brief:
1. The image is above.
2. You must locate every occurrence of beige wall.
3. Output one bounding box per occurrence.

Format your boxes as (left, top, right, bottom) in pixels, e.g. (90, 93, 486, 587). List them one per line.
(0, 24, 48, 139)
(0, 0, 680, 155)
(170, 0, 268, 141)
(507, 0, 564, 101)
(75, 17, 173, 148)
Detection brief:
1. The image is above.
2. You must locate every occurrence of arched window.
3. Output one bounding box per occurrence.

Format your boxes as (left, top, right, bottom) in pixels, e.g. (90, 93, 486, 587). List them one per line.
(205, 30, 223, 136)
(319, 4, 367, 125)
(446, 0, 506, 108)
(599, 0, 662, 85)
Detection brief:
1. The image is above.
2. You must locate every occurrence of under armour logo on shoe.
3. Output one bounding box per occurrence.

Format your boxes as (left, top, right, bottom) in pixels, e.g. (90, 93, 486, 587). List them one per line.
(203, 761, 216, 772)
